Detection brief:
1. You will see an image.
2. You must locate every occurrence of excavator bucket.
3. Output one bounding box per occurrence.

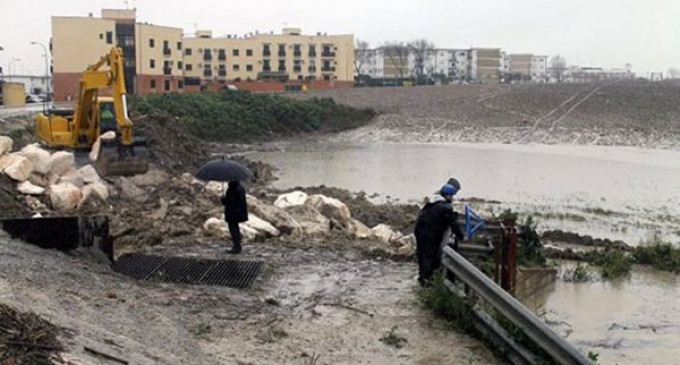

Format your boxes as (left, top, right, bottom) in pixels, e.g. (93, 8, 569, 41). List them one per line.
(93, 137, 149, 177)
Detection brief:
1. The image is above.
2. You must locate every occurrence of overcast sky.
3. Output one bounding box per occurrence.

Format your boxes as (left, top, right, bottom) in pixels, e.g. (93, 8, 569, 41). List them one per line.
(1, 0, 679, 77)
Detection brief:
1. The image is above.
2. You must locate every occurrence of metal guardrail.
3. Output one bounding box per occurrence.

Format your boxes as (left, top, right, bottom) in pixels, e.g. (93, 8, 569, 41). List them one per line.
(441, 245, 594, 365)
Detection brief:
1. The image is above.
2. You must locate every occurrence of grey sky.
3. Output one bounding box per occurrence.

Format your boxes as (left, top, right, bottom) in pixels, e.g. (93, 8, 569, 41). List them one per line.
(1, 0, 679, 77)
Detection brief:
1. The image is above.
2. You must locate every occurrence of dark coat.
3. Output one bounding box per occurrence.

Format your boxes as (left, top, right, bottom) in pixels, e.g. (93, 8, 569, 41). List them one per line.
(414, 195, 464, 255)
(221, 182, 248, 223)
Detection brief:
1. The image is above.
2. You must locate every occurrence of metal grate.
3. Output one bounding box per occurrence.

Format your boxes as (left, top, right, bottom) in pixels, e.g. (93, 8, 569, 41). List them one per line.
(112, 254, 263, 289)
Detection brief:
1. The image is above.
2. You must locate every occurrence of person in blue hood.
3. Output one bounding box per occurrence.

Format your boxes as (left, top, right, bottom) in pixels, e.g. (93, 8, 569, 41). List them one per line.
(414, 182, 465, 285)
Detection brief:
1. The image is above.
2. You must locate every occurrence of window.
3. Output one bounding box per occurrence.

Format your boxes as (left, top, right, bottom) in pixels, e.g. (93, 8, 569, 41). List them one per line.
(263, 44, 271, 57)
(150, 79, 156, 88)
(185, 48, 192, 56)
(246, 64, 253, 71)
(177, 42, 182, 50)
(204, 64, 212, 77)
(294, 60, 301, 72)
(106, 31, 113, 44)
(186, 64, 193, 71)
(246, 49, 253, 57)
(99, 33, 103, 40)
(293, 44, 301, 57)
(278, 60, 286, 71)
(150, 59, 155, 69)
(178, 80, 184, 89)
(278, 44, 286, 57)
(308, 45, 316, 57)
(233, 64, 240, 71)
(163, 61, 172, 75)
(233, 49, 239, 57)
(164, 80, 171, 91)
(204, 49, 212, 60)
(149, 38, 155, 48)
(218, 49, 226, 61)
(163, 40, 169, 49)
(178, 61, 183, 70)
(263, 59, 271, 71)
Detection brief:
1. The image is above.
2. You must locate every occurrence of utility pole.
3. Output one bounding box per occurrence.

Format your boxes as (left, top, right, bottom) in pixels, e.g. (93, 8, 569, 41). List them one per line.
(31, 41, 50, 100)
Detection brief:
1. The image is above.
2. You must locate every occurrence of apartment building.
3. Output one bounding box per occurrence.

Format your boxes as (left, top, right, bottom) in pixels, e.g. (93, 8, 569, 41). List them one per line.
(52, 9, 184, 101)
(531, 56, 548, 83)
(507, 54, 532, 80)
(51, 9, 353, 100)
(470, 48, 501, 84)
(182, 28, 354, 92)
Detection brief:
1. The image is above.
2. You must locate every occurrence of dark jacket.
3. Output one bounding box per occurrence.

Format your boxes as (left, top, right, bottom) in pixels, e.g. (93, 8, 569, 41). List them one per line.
(414, 195, 464, 254)
(221, 182, 248, 223)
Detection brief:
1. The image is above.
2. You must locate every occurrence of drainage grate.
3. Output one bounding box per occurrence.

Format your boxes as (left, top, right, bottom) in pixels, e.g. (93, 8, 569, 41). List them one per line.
(112, 254, 263, 289)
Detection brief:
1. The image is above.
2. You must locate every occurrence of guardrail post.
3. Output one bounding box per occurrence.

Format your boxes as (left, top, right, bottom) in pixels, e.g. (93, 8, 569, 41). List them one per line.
(496, 219, 518, 295)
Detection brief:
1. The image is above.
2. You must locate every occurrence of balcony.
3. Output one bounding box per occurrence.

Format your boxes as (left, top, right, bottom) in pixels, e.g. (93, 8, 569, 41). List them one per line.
(203, 53, 212, 61)
(278, 66, 287, 72)
(263, 66, 271, 72)
(321, 67, 335, 72)
(293, 66, 301, 73)
(163, 48, 171, 56)
(321, 51, 336, 58)
(278, 51, 286, 57)
(218, 54, 226, 61)
(308, 67, 317, 73)
(263, 50, 271, 57)
(218, 70, 226, 77)
(308, 51, 317, 57)
(203, 70, 213, 77)
(163, 67, 172, 76)
(293, 51, 301, 57)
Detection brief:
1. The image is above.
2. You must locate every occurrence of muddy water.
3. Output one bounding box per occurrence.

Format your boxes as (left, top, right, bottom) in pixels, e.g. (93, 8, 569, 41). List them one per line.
(538, 265, 680, 365)
(251, 142, 680, 244)
(252, 141, 680, 364)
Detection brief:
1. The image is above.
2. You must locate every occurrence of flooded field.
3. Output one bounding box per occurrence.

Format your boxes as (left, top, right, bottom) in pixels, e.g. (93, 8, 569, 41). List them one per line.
(252, 141, 680, 245)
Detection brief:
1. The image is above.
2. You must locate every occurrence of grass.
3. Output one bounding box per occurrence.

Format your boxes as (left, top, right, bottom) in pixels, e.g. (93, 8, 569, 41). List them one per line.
(633, 241, 680, 273)
(518, 216, 548, 267)
(585, 249, 633, 279)
(418, 272, 475, 333)
(561, 262, 593, 282)
(584, 207, 616, 216)
(532, 211, 587, 222)
(379, 326, 408, 348)
(129, 91, 376, 143)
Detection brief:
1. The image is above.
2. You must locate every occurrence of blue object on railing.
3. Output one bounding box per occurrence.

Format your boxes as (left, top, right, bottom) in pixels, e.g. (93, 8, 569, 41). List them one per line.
(465, 205, 485, 239)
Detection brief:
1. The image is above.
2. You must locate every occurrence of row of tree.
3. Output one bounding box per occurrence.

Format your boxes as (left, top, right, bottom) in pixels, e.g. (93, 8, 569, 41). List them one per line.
(354, 38, 571, 83)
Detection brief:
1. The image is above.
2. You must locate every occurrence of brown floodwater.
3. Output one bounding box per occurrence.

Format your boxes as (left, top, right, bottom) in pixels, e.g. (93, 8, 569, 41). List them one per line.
(252, 141, 680, 364)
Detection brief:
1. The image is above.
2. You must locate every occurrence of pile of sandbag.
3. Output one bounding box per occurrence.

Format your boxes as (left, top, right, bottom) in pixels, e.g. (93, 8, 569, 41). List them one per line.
(0, 136, 109, 211)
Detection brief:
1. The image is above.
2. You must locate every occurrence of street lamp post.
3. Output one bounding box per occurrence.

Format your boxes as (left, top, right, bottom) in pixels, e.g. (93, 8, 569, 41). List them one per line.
(30, 41, 50, 100)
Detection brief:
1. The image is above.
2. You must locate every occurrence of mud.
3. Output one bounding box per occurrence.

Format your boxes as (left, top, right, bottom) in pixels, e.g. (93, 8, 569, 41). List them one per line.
(542, 230, 632, 251)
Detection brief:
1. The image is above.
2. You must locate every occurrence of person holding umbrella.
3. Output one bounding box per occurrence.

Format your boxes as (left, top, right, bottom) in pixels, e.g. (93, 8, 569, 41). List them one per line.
(194, 157, 253, 254)
(222, 181, 248, 254)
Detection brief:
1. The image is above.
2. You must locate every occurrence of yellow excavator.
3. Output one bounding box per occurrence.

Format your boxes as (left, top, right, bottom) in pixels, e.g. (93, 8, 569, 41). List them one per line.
(35, 47, 148, 176)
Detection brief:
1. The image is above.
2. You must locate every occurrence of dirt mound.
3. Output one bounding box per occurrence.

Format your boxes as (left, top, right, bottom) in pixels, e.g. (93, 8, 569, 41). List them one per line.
(542, 229, 631, 250)
(133, 113, 212, 174)
(0, 175, 32, 218)
(0, 303, 63, 365)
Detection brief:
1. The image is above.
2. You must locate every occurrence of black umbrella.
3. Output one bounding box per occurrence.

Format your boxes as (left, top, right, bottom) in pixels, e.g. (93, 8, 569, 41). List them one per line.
(194, 157, 253, 182)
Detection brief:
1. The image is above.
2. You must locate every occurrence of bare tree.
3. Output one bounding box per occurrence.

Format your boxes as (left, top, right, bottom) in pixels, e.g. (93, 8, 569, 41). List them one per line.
(408, 39, 436, 78)
(382, 41, 409, 79)
(354, 39, 371, 78)
(550, 55, 567, 83)
(668, 67, 680, 79)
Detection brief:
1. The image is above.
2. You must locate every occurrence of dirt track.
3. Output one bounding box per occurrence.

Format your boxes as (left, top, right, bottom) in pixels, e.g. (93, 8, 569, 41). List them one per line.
(0, 230, 502, 365)
(296, 82, 680, 148)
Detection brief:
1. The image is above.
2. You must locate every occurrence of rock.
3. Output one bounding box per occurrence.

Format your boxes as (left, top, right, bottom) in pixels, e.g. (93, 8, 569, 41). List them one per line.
(371, 224, 402, 244)
(48, 151, 75, 177)
(204, 181, 224, 196)
(28, 172, 57, 188)
(179, 172, 194, 185)
(151, 198, 169, 220)
(16, 181, 45, 195)
(274, 191, 308, 209)
(285, 205, 330, 236)
(59, 169, 85, 188)
(78, 183, 109, 210)
(0, 153, 22, 171)
(203, 217, 230, 238)
(48, 182, 82, 211)
(89, 131, 116, 162)
(18, 144, 51, 174)
(4, 156, 34, 182)
(347, 218, 373, 239)
(0, 136, 13, 156)
(243, 214, 280, 237)
(130, 169, 169, 187)
(305, 194, 352, 224)
(25, 196, 47, 211)
(81, 182, 109, 201)
(247, 195, 301, 235)
(395, 234, 416, 256)
(396, 243, 415, 257)
(117, 177, 148, 203)
(76, 165, 100, 184)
